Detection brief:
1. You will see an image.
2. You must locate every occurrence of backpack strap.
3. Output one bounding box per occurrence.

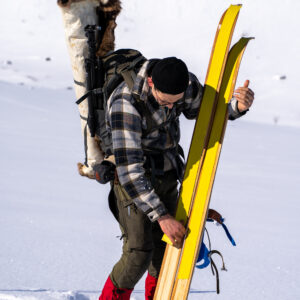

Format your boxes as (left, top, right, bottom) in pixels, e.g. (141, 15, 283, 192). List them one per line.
(131, 96, 169, 137)
(132, 95, 184, 138)
(118, 55, 146, 90)
(130, 94, 186, 182)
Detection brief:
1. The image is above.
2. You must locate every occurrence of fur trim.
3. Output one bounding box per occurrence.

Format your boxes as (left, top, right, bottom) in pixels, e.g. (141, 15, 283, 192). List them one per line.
(57, 0, 121, 57)
(58, 0, 116, 8)
(57, 0, 84, 8)
(97, 0, 122, 57)
(77, 162, 95, 179)
(104, 155, 116, 165)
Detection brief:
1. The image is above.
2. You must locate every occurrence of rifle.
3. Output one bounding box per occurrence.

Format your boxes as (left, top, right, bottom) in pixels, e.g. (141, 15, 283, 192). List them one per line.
(84, 25, 103, 137)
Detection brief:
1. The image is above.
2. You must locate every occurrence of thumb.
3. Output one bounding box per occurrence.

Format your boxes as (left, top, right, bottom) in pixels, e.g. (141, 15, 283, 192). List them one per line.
(244, 79, 250, 88)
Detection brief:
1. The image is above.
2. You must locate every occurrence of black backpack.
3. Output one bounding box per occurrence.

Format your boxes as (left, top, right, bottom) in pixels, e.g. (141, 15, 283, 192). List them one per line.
(76, 48, 147, 156)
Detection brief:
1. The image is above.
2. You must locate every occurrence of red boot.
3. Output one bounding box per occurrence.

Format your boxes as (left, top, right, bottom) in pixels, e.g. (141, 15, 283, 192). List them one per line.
(99, 276, 133, 300)
(145, 273, 158, 300)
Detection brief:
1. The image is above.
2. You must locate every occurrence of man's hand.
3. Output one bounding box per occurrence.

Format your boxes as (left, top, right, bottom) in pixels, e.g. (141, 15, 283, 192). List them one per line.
(234, 80, 255, 112)
(158, 214, 186, 248)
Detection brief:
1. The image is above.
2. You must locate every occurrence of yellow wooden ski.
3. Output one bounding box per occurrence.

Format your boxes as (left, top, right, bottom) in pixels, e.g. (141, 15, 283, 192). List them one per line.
(154, 5, 242, 300)
(171, 37, 253, 299)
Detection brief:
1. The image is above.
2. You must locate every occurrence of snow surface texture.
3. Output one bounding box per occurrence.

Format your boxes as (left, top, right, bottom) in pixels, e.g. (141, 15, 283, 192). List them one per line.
(0, 0, 299, 299)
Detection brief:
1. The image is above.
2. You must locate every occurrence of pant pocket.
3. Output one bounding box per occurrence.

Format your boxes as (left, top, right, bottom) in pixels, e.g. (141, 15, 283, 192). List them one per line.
(114, 183, 153, 250)
(114, 183, 134, 208)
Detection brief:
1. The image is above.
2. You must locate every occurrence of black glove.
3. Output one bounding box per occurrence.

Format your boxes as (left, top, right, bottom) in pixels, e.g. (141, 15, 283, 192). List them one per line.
(93, 161, 116, 184)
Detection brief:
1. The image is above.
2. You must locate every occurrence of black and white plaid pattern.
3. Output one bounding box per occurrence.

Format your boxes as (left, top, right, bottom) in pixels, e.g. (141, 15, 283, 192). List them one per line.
(106, 61, 242, 221)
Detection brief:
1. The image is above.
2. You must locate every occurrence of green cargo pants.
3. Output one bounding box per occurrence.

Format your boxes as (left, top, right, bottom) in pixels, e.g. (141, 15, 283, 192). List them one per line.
(109, 170, 178, 289)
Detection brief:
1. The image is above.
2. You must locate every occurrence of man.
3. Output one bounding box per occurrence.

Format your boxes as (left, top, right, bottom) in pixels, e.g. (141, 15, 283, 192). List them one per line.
(99, 57, 254, 299)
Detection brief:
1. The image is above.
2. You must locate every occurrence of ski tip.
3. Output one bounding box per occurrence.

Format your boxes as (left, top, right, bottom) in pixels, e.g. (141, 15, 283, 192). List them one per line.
(229, 4, 242, 8)
(241, 36, 255, 40)
(227, 4, 242, 16)
(239, 37, 255, 44)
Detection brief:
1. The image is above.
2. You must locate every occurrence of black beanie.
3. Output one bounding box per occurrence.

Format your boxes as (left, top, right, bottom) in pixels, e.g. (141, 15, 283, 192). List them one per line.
(151, 57, 189, 95)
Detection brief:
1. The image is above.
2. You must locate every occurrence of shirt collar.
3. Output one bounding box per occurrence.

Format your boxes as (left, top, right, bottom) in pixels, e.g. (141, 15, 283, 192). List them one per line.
(132, 60, 150, 102)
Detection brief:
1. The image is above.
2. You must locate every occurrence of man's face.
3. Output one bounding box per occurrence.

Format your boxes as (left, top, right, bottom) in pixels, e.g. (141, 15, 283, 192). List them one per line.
(152, 87, 184, 109)
(147, 77, 184, 109)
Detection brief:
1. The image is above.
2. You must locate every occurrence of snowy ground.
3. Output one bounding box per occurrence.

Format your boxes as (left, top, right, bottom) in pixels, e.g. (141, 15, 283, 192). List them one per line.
(1, 0, 300, 299)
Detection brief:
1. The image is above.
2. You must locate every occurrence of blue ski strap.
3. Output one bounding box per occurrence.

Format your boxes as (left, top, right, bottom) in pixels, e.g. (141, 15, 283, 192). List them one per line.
(206, 217, 236, 246)
(221, 222, 236, 246)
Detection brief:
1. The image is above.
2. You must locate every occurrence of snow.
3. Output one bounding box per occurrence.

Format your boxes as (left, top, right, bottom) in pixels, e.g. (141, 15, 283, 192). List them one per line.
(0, 0, 300, 299)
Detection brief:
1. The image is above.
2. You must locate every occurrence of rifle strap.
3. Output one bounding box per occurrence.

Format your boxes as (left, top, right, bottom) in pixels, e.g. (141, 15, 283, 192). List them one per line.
(74, 79, 85, 87)
(76, 88, 103, 105)
(80, 115, 88, 121)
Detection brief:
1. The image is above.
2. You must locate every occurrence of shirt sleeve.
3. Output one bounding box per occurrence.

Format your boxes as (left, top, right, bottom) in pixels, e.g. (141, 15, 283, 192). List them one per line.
(182, 72, 248, 120)
(228, 96, 248, 120)
(108, 92, 168, 222)
(181, 73, 204, 120)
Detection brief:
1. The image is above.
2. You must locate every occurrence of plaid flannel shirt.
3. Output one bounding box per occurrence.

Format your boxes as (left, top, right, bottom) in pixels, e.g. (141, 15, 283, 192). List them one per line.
(106, 61, 243, 222)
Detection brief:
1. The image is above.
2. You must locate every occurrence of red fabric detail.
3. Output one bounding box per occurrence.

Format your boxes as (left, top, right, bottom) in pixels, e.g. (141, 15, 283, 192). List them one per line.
(95, 171, 101, 182)
(99, 276, 133, 300)
(145, 273, 158, 300)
